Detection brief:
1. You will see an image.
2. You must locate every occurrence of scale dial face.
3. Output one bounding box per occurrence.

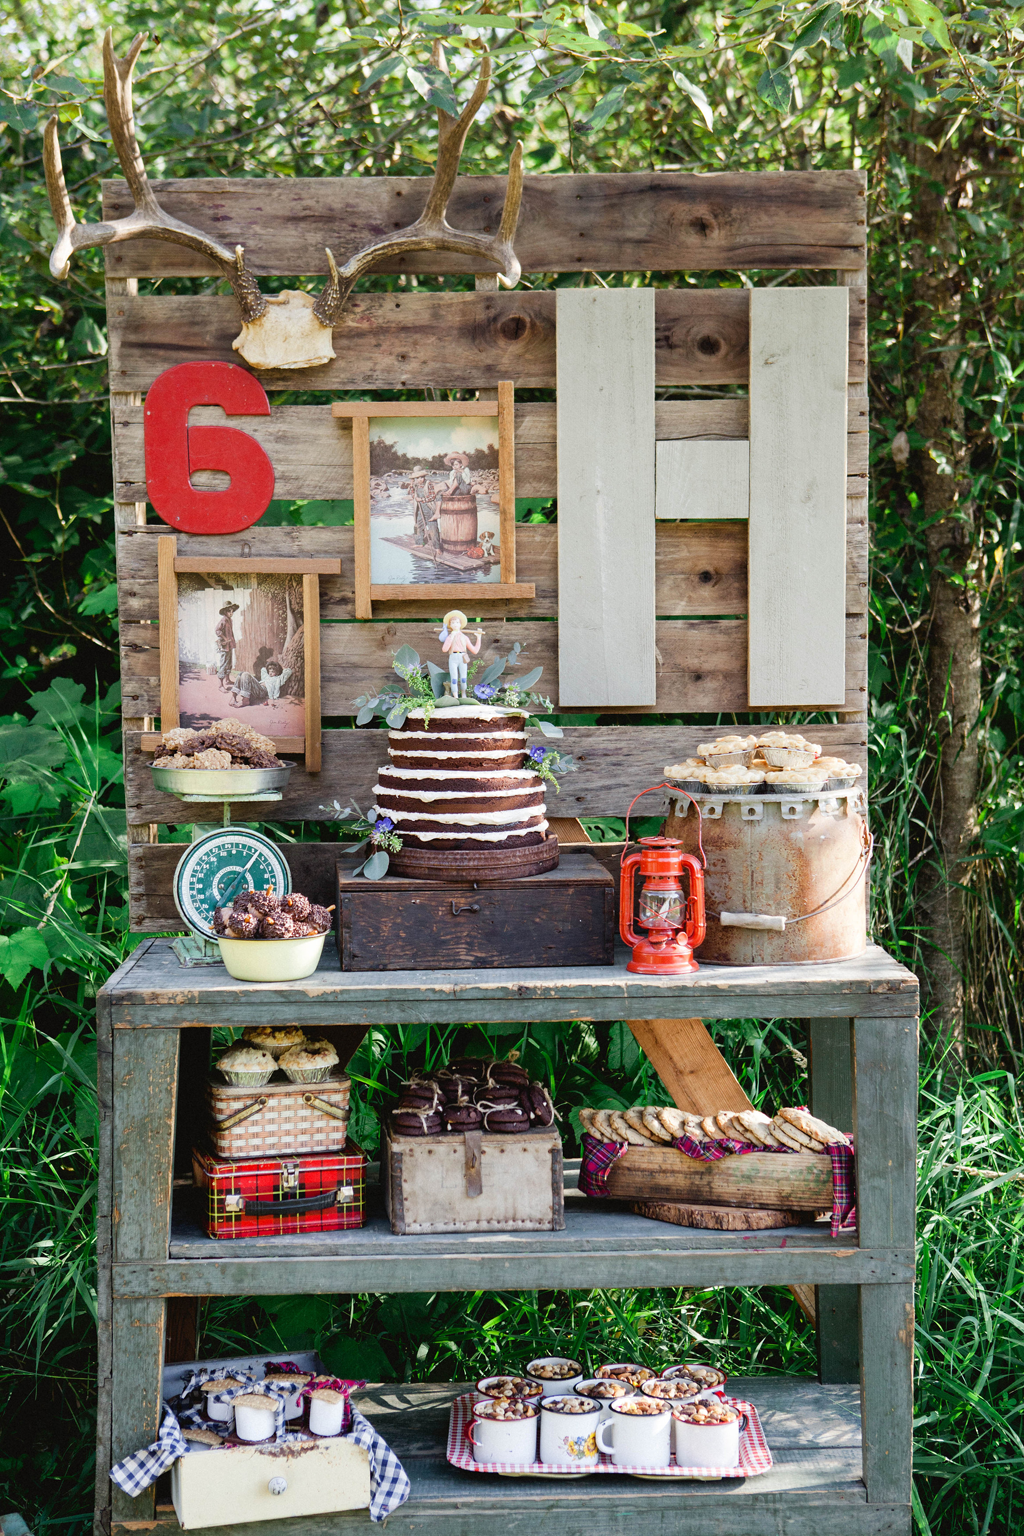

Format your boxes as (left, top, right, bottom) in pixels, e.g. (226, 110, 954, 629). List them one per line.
(173, 828, 291, 939)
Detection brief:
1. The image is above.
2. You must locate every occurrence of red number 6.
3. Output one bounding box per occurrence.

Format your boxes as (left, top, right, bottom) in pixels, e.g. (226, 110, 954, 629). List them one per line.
(144, 361, 275, 534)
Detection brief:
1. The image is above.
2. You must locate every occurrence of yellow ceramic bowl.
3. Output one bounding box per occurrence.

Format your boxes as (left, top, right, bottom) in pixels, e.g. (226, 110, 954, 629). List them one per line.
(217, 932, 326, 982)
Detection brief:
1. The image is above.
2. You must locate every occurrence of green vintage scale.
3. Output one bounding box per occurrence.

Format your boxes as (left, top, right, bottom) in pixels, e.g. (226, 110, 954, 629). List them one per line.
(151, 762, 294, 965)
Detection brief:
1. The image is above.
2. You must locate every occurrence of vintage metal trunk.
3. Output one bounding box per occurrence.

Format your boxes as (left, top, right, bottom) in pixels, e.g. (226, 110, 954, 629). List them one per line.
(192, 1143, 366, 1238)
(383, 1125, 565, 1234)
(664, 789, 869, 965)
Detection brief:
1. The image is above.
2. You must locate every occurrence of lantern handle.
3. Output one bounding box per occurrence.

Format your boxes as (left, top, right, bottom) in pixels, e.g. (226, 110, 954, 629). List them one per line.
(620, 783, 706, 872)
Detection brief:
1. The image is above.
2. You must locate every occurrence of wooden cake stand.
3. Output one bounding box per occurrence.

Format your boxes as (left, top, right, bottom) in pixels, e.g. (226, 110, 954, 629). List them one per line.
(387, 833, 559, 883)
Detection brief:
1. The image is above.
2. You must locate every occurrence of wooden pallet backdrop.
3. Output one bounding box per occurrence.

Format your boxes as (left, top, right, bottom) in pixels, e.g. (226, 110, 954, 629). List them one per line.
(106, 169, 868, 930)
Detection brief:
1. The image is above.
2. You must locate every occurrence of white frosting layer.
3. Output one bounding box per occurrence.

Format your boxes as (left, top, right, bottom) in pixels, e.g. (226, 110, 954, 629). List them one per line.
(380, 765, 539, 782)
(372, 803, 545, 827)
(374, 784, 542, 803)
(400, 821, 549, 844)
(388, 748, 525, 764)
(403, 704, 518, 722)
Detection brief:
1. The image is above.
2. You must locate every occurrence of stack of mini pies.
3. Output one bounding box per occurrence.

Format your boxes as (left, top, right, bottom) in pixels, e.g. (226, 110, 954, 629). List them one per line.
(579, 1105, 849, 1154)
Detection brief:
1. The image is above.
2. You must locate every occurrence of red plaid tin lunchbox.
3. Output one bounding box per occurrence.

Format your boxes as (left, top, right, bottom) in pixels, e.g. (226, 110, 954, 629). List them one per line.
(192, 1142, 367, 1239)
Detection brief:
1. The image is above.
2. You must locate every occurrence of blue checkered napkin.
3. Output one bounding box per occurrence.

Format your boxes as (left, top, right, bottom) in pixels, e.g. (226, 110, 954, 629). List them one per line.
(214, 1378, 289, 1438)
(348, 1408, 411, 1523)
(109, 1408, 189, 1496)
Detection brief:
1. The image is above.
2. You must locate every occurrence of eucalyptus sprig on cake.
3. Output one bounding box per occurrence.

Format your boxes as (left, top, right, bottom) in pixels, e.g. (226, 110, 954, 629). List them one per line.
(352, 638, 566, 738)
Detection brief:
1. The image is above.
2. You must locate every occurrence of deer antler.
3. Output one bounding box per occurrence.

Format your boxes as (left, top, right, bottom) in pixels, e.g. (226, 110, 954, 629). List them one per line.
(312, 48, 523, 327)
(44, 29, 267, 322)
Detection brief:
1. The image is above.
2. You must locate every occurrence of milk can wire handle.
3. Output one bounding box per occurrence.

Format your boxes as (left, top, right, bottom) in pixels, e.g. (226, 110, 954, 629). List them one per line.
(620, 783, 706, 870)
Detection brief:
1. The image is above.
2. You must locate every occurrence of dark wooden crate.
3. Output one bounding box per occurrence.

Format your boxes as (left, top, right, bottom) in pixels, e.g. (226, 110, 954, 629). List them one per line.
(335, 853, 616, 971)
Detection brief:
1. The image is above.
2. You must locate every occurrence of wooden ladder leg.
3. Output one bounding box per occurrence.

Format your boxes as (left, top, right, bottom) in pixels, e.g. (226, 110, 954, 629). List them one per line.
(110, 1298, 167, 1526)
(628, 1017, 815, 1322)
(854, 1015, 917, 1508)
(809, 1018, 859, 1381)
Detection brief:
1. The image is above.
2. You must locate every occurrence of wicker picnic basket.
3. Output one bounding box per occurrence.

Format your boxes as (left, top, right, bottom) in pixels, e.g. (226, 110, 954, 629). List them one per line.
(205, 1072, 351, 1160)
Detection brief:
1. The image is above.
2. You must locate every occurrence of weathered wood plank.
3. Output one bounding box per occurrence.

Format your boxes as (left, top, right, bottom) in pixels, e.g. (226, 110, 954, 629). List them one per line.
(113, 516, 870, 620)
(111, 1027, 178, 1262)
(860, 1283, 914, 1506)
(101, 170, 867, 278)
(809, 1018, 860, 1385)
(748, 288, 850, 708)
(853, 1017, 918, 1250)
(102, 936, 919, 1019)
(556, 288, 656, 706)
(604, 1146, 833, 1209)
(109, 1297, 165, 1524)
(120, 613, 870, 720)
(627, 1019, 754, 1114)
(105, 286, 866, 394)
(123, 721, 869, 833)
(95, 990, 116, 1536)
(656, 439, 750, 520)
(115, 1241, 910, 1294)
(110, 397, 867, 504)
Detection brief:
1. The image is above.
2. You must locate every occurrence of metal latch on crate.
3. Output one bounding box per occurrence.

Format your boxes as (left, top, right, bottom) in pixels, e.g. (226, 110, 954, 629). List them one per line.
(464, 1131, 483, 1198)
(720, 911, 787, 932)
(301, 1092, 348, 1122)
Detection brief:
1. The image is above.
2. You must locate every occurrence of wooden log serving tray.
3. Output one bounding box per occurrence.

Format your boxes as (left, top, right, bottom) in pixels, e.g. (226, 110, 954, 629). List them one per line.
(446, 1393, 772, 1479)
(336, 851, 615, 971)
(604, 1144, 834, 1211)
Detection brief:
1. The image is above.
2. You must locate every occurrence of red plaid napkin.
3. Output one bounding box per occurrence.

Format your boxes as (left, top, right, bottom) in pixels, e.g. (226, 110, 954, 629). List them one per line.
(579, 1118, 856, 1237)
(294, 1375, 367, 1434)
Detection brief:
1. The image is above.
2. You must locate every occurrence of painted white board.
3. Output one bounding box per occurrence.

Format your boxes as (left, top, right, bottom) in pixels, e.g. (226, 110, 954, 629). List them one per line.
(748, 287, 849, 707)
(556, 288, 656, 706)
(656, 439, 749, 519)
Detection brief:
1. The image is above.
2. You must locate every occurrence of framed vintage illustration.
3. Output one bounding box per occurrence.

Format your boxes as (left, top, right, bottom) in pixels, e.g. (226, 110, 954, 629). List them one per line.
(332, 382, 535, 619)
(149, 536, 341, 772)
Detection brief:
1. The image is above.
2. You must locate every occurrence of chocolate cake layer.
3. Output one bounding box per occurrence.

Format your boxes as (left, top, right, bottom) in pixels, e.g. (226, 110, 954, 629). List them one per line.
(396, 827, 547, 850)
(389, 750, 526, 771)
(396, 707, 526, 736)
(376, 789, 545, 816)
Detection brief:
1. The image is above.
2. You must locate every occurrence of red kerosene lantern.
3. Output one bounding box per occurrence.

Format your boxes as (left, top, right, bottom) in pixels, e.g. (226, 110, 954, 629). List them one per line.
(619, 785, 706, 975)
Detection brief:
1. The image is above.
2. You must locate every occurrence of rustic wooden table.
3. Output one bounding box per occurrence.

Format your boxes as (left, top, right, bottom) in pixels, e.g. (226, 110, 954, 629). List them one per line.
(97, 939, 917, 1536)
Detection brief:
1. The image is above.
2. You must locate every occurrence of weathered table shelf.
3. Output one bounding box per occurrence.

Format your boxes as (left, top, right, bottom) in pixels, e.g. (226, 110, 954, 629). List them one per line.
(140, 1378, 900, 1536)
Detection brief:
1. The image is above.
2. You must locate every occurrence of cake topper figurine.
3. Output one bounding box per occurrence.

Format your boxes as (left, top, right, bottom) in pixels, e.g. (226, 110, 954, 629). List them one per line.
(439, 611, 483, 700)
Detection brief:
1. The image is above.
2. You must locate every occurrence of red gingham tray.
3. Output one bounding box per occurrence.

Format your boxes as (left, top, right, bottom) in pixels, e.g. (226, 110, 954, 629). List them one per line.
(446, 1393, 773, 1479)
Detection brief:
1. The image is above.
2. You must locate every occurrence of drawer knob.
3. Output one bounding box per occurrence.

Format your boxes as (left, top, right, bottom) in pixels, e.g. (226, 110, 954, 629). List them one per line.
(268, 1476, 288, 1496)
(451, 901, 481, 916)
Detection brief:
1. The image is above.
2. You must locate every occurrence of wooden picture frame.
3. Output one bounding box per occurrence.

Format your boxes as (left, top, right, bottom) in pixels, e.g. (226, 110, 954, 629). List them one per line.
(148, 535, 340, 773)
(333, 382, 535, 619)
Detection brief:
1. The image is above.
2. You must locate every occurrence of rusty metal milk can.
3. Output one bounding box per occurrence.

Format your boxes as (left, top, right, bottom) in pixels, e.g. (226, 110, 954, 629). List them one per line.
(664, 787, 870, 965)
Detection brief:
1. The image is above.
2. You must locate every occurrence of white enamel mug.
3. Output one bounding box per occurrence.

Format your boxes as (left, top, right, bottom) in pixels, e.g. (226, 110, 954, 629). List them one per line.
(263, 1372, 311, 1421)
(201, 1378, 245, 1423)
(573, 1378, 634, 1421)
(538, 1396, 601, 1467)
(525, 1356, 584, 1394)
(232, 1395, 278, 1443)
(595, 1399, 672, 1468)
(308, 1389, 347, 1436)
(467, 1405, 538, 1464)
(661, 1361, 728, 1397)
(672, 1407, 744, 1468)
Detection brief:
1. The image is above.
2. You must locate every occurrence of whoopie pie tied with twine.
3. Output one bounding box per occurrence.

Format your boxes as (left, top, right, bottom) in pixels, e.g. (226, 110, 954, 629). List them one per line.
(388, 1059, 557, 1137)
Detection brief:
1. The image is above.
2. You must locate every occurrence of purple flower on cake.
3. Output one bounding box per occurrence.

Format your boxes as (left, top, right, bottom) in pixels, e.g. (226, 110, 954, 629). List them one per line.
(474, 683, 498, 701)
(374, 816, 395, 833)
(528, 746, 547, 764)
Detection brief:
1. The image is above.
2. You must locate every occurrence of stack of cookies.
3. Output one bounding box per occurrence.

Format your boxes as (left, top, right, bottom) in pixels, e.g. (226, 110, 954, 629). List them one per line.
(578, 1104, 849, 1154)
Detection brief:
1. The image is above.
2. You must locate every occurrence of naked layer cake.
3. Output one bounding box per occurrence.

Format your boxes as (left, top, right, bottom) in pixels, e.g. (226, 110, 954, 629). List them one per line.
(372, 705, 548, 851)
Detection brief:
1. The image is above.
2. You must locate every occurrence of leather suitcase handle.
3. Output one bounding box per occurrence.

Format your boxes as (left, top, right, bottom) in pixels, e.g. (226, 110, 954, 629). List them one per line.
(243, 1187, 345, 1215)
(215, 1095, 269, 1130)
(302, 1093, 349, 1122)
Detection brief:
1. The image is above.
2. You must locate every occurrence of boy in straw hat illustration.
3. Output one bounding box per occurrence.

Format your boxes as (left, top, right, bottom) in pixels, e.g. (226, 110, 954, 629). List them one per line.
(439, 611, 483, 699)
(214, 601, 240, 693)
